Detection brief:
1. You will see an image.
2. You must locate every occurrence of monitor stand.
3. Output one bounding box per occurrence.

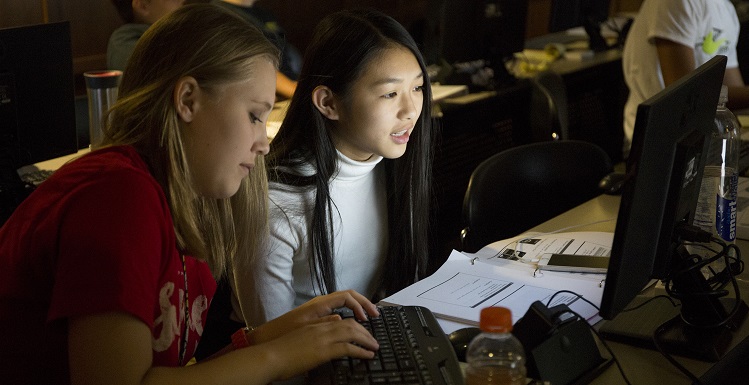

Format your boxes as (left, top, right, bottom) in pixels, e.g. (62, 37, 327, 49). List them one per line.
(599, 296, 747, 362)
(599, 289, 749, 362)
(601, 243, 749, 362)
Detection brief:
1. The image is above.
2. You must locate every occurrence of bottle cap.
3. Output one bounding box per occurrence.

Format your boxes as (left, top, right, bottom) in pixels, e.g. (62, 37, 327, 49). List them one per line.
(84, 70, 122, 90)
(479, 307, 513, 333)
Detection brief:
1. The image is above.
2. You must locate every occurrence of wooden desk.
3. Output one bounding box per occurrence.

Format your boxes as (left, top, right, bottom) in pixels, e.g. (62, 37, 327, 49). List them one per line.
(526, 194, 749, 384)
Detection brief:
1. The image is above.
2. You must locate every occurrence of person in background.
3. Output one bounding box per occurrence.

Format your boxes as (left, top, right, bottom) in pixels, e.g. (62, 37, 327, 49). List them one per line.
(622, 0, 749, 157)
(229, 8, 435, 330)
(107, 0, 184, 70)
(0, 5, 380, 384)
(212, 0, 302, 99)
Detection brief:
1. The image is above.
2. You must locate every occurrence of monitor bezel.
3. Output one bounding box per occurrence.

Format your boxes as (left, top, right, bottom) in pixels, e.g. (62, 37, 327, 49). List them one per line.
(0, 21, 78, 169)
(599, 55, 727, 320)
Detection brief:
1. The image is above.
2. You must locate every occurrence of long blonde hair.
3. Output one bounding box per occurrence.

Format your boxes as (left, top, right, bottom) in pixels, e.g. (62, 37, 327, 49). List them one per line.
(102, 3, 279, 277)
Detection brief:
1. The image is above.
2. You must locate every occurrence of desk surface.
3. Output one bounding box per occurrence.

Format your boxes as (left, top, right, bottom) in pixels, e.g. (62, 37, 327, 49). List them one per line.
(437, 193, 749, 383)
(515, 194, 749, 384)
(521, 26, 623, 79)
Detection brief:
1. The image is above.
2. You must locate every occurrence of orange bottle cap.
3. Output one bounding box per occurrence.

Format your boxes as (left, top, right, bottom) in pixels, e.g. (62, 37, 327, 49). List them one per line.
(479, 307, 513, 333)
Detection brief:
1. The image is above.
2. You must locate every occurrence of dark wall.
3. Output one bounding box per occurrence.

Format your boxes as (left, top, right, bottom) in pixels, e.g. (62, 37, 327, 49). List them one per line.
(256, 0, 429, 56)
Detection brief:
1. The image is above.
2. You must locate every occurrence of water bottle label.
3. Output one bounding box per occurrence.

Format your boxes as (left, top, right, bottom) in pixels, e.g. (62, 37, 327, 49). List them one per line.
(714, 174, 738, 242)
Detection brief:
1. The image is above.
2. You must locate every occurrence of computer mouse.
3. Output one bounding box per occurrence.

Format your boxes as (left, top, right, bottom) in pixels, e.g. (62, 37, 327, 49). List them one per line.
(598, 172, 627, 195)
(447, 327, 482, 362)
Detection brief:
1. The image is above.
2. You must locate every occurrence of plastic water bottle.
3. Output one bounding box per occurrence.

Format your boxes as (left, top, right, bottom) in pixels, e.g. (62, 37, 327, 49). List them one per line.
(465, 307, 527, 385)
(693, 85, 740, 250)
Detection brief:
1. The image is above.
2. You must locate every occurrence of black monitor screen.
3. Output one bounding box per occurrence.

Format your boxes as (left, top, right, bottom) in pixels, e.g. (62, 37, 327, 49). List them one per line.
(549, 0, 611, 33)
(437, 0, 529, 65)
(0, 21, 78, 169)
(599, 56, 747, 362)
(548, 0, 611, 51)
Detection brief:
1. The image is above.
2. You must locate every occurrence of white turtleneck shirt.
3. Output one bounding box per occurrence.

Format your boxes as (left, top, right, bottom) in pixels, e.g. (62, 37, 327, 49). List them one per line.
(233, 151, 388, 325)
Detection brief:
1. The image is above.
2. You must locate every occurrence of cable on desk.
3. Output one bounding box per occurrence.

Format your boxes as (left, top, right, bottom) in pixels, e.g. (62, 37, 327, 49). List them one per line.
(651, 234, 744, 384)
(619, 294, 679, 314)
(537, 231, 745, 384)
(607, 295, 703, 384)
(545, 289, 600, 311)
(665, 236, 744, 330)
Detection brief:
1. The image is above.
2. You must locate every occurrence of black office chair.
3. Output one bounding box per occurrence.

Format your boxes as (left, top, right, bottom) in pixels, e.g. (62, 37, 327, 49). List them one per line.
(460, 140, 613, 253)
(530, 70, 569, 141)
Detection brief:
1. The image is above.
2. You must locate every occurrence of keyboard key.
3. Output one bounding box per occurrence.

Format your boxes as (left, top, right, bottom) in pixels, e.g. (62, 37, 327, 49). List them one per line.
(316, 306, 462, 385)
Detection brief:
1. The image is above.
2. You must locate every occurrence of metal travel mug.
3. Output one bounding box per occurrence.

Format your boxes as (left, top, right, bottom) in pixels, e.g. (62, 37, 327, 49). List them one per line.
(84, 70, 122, 150)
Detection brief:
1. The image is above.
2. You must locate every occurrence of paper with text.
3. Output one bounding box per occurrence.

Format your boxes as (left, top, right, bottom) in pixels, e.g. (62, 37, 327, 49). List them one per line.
(382, 232, 614, 326)
(469, 231, 613, 267)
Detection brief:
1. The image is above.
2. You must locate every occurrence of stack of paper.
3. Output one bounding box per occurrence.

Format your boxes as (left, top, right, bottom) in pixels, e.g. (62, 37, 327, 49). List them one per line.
(381, 232, 614, 328)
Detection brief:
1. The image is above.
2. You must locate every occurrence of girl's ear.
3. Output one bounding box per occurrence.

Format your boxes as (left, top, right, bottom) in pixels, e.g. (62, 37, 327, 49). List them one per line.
(311, 85, 339, 121)
(174, 76, 200, 123)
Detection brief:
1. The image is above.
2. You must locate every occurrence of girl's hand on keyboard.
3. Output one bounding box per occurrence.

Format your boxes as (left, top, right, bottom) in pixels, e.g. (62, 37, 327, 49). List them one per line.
(251, 289, 380, 345)
(262, 316, 380, 380)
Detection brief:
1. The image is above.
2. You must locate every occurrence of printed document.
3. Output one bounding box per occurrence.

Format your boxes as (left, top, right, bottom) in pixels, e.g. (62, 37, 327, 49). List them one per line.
(381, 232, 613, 327)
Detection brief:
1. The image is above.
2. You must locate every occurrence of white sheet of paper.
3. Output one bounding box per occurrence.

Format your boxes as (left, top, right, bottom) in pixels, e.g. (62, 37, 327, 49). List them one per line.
(382, 240, 608, 327)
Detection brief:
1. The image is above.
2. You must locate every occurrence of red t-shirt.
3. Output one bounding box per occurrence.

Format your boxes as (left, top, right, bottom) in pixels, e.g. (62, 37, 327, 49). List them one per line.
(0, 146, 217, 383)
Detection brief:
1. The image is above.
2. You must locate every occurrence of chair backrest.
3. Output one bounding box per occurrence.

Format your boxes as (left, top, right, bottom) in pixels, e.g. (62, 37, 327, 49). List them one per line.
(530, 70, 569, 141)
(460, 140, 612, 252)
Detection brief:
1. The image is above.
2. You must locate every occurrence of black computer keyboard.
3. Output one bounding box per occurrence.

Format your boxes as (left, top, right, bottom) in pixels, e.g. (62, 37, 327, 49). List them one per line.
(309, 305, 463, 385)
(1, 168, 48, 226)
(19, 168, 54, 187)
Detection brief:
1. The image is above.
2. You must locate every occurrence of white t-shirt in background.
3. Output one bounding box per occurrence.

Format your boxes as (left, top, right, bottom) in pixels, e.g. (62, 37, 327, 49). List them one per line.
(622, 0, 739, 154)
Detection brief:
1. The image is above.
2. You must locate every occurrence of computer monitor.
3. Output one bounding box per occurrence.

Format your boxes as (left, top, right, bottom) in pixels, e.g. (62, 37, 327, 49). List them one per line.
(599, 55, 748, 362)
(549, 0, 611, 51)
(426, 0, 529, 87)
(0, 21, 78, 221)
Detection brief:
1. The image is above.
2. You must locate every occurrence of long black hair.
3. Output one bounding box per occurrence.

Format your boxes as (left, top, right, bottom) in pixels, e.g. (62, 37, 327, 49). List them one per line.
(267, 8, 434, 297)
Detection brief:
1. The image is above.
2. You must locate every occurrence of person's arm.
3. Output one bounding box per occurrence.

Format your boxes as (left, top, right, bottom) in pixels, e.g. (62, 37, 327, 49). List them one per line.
(276, 71, 297, 100)
(68, 291, 379, 385)
(654, 37, 696, 87)
(656, 37, 749, 110)
(724, 67, 749, 110)
(107, 25, 144, 71)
